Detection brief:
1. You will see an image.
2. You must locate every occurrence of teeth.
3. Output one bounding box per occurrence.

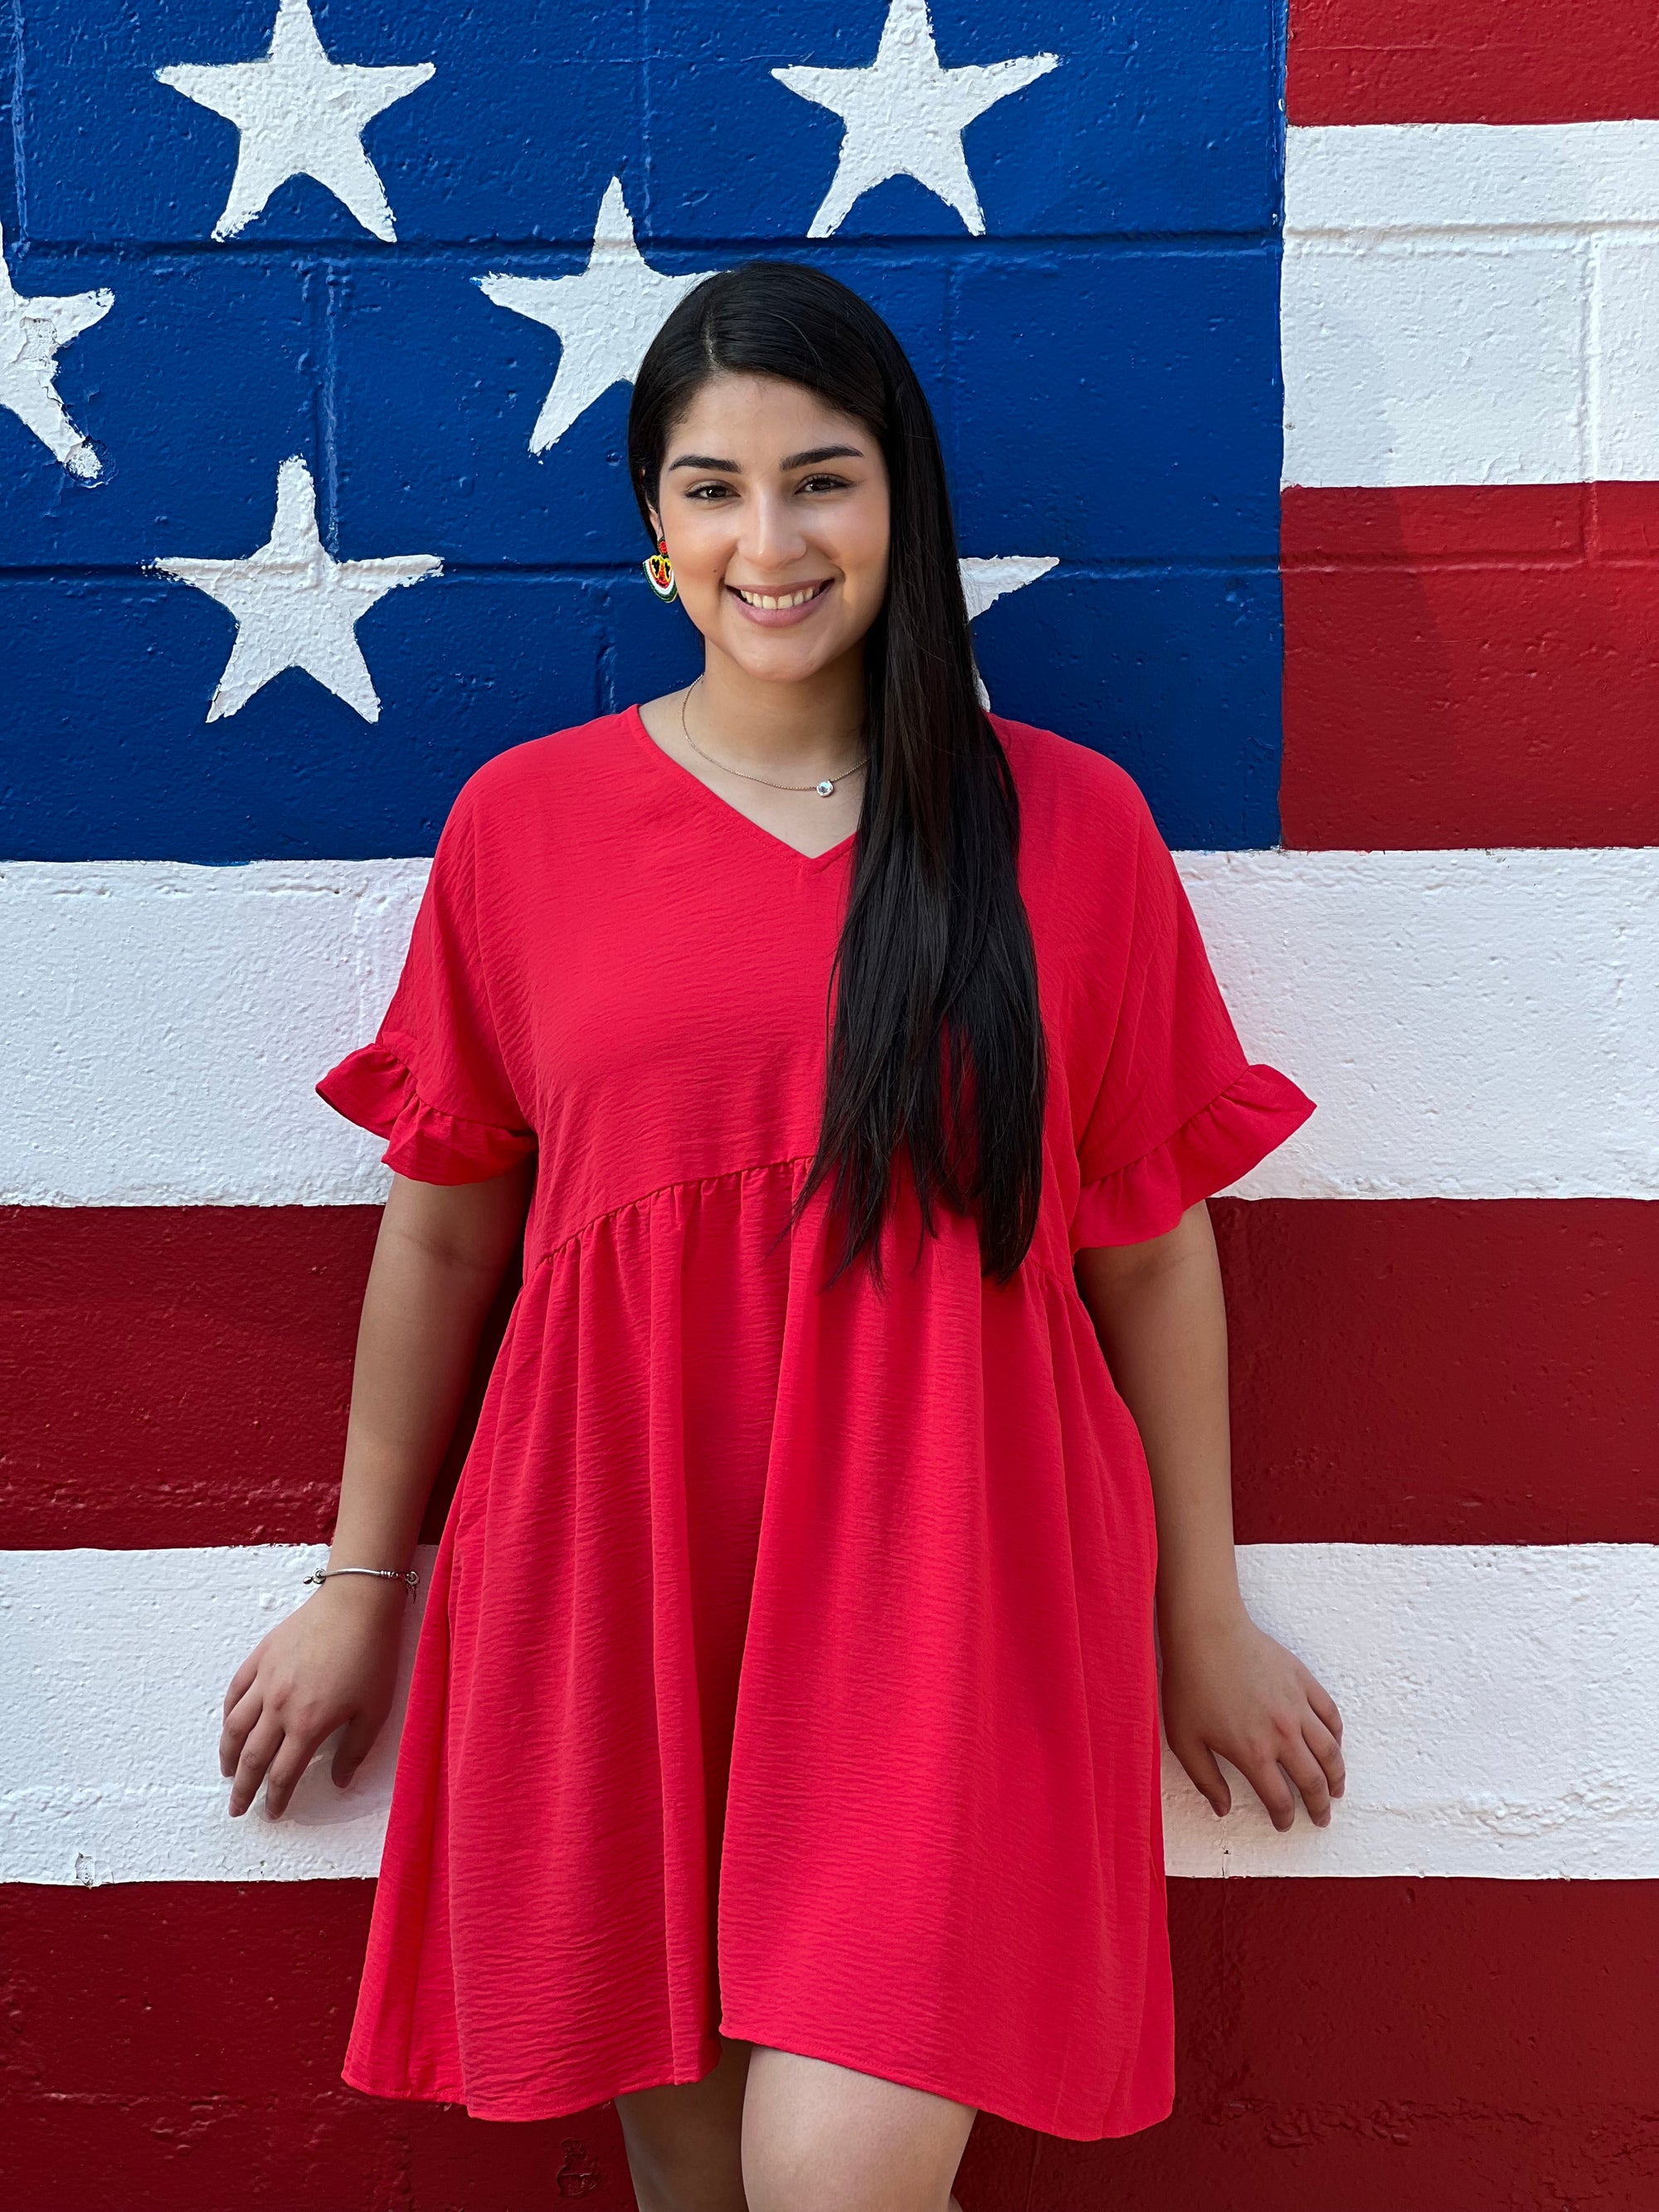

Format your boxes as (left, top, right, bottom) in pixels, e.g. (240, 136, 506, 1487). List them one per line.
(737, 584, 825, 610)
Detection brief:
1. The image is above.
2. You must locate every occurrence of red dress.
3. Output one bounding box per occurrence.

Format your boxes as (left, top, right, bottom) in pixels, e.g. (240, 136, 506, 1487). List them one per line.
(317, 707, 1313, 2141)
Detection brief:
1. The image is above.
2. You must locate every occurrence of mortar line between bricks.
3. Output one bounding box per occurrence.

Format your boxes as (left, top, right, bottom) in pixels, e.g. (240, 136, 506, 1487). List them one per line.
(0, 558, 1287, 584)
(941, 254, 958, 455)
(3, 229, 1285, 264)
(1287, 221, 1659, 245)
(7, 0, 26, 243)
(320, 260, 341, 547)
(1587, 228, 1607, 485)
(639, 0, 654, 234)
(1284, 552, 1659, 574)
(1271, 0, 1289, 225)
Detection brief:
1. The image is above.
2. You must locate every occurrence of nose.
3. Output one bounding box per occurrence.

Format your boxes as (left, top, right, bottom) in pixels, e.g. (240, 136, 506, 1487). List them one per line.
(738, 486, 809, 574)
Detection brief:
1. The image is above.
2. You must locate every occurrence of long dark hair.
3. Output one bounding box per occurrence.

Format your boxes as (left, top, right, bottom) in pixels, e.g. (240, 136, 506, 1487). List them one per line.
(627, 261, 1048, 1288)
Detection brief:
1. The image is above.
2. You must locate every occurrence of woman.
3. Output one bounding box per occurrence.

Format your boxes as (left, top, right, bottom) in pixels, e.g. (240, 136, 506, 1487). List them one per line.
(219, 263, 1343, 2208)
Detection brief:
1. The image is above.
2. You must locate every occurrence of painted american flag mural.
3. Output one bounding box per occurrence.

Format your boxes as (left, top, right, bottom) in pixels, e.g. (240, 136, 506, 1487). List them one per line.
(2, 0, 1656, 2201)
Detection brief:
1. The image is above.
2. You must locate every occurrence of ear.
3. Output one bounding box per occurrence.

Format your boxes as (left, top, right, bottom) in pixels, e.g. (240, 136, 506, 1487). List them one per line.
(645, 503, 664, 544)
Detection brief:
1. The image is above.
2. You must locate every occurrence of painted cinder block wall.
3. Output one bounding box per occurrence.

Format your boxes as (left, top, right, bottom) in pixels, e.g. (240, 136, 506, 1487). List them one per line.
(4, 1, 1658, 2208)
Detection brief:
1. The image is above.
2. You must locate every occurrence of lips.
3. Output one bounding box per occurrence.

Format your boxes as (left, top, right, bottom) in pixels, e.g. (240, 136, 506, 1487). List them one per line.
(723, 576, 836, 631)
(730, 580, 832, 610)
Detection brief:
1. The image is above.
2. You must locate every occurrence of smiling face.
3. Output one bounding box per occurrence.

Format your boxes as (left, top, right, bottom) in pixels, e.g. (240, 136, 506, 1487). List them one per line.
(648, 372, 892, 688)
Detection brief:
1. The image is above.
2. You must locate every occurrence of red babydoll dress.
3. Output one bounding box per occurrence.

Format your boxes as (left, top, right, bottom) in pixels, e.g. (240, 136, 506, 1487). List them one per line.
(316, 707, 1314, 2140)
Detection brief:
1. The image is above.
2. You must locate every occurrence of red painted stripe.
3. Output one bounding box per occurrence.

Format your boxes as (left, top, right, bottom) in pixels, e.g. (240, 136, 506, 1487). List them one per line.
(1104, 1879, 1659, 2204)
(0, 1879, 632, 2205)
(3, 1878, 1655, 2202)
(0, 1207, 377, 1550)
(4, 1200, 1656, 1548)
(0, 1207, 515, 1551)
(1214, 1198, 1659, 1545)
(1282, 484, 1659, 850)
(1287, 0, 1659, 125)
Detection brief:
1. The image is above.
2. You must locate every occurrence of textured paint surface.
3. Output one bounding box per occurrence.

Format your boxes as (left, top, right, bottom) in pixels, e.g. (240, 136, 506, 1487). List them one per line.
(5, 1539, 1657, 1884)
(5, 1199, 1656, 1553)
(1277, 61, 1659, 866)
(2, 0, 1286, 861)
(7, 849, 1658, 1205)
(1216, 1199, 1659, 1546)
(0, 1207, 383, 1548)
(7, 0, 1658, 2200)
(7, 1877, 1652, 2209)
(1282, 483, 1659, 848)
(1289, 0, 1659, 126)
(475, 177, 719, 455)
(153, 455, 442, 722)
(1283, 125, 1659, 488)
(0, 223, 113, 476)
(0, 1544, 426, 1885)
(0, 858, 429, 1206)
(772, 0, 1060, 237)
(153, 0, 435, 243)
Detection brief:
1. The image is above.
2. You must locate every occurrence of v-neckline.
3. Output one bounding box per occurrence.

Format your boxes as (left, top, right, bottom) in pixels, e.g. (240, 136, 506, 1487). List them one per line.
(626, 702, 859, 875)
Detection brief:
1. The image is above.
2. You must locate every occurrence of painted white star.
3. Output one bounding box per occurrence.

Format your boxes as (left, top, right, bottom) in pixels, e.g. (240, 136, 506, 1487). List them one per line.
(961, 556, 1059, 623)
(961, 556, 1058, 708)
(0, 222, 112, 479)
(478, 178, 718, 455)
(774, 0, 1059, 238)
(153, 456, 440, 722)
(156, 0, 434, 242)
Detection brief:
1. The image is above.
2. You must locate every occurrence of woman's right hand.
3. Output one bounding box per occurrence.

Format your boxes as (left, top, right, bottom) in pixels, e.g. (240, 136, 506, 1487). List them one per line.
(220, 1576, 411, 1819)
(220, 1166, 532, 1821)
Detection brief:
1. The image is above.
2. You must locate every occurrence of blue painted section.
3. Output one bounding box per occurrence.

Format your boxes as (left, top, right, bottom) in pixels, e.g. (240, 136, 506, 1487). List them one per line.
(0, 257, 317, 570)
(2, 576, 611, 859)
(5, 0, 1285, 859)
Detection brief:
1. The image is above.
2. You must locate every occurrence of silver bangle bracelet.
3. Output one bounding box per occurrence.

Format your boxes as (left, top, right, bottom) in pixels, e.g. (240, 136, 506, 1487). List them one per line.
(304, 1565, 420, 1597)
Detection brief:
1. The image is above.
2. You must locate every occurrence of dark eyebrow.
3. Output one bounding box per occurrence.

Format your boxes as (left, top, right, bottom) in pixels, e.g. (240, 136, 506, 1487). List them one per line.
(664, 443, 866, 476)
(780, 445, 864, 469)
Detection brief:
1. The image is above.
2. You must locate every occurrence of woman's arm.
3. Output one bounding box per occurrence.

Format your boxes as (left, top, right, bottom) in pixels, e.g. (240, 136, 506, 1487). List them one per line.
(1074, 1199, 1346, 1830)
(220, 1161, 534, 1820)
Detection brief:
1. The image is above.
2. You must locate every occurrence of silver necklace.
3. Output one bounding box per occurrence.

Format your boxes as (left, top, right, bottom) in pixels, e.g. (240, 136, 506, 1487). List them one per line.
(679, 677, 868, 798)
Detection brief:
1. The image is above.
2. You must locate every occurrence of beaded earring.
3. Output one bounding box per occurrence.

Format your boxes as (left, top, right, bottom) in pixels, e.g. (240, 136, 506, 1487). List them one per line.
(643, 537, 678, 604)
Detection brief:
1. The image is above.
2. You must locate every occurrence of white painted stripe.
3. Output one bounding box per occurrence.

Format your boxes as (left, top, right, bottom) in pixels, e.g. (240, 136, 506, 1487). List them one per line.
(1282, 120, 1659, 485)
(0, 1544, 425, 1885)
(1180, 848, 1659, 1203)
(2, 1543, 1653, 1884)
(1163, 1543, 1659, 1879)
(1287, 121, 1659, 236)
(1, 859, 428, 1207)
(2, 851, 1656, 1204)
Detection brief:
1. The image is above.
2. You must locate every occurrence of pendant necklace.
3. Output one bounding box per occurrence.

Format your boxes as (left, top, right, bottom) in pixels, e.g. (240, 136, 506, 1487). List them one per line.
(679, 677, 868, 798)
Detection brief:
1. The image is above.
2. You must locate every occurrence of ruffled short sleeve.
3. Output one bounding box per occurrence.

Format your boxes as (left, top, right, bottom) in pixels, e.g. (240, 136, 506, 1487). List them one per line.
(1070, 786, 1314, 1251)
(316, 784, 536, 1186)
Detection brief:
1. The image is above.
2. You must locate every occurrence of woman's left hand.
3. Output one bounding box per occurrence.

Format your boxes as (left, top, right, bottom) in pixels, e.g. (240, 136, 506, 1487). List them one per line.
(1159, 1601, 1345, 1830)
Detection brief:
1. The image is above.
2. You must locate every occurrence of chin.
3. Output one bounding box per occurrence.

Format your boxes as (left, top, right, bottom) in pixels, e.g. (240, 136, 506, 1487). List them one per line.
(724, 631, 849, 684)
